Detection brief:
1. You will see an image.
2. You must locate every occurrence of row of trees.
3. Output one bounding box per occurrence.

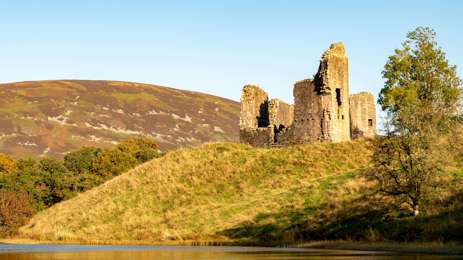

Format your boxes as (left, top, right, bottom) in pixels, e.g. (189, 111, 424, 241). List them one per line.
(0, 138, 162, 236)
(373, 27, 462, 216)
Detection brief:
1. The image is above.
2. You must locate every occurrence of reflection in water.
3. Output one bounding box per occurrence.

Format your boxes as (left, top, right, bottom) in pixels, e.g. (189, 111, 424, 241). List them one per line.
(0, 244, 460, 260)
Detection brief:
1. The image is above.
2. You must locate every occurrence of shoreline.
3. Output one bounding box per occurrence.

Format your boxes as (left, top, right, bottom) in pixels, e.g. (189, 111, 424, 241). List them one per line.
(297, 241, 463, 255)
(1, 239, 463, 255)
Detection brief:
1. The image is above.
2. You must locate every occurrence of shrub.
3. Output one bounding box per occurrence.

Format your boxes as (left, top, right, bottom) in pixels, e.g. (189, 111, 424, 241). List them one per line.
(117, 138, 162, 163)
(0, 153, 16, 174)
(91, 149, 138, 178)
(0, 190, 35, 237)
(39, 158, 74, 205)
(64, 147, 102, 174)
(11, 158, 73, 209)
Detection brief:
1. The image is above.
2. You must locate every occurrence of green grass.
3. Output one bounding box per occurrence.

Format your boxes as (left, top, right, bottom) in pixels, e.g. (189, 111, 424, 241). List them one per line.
(19, 140, 463, 245)
(0, 98, 40, 114)
(111, 92, 158, 103)
(19, 141, 372, 244)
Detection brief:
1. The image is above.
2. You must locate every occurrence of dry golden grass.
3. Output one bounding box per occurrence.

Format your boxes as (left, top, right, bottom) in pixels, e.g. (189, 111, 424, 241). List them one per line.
(19, 141, 373, 244)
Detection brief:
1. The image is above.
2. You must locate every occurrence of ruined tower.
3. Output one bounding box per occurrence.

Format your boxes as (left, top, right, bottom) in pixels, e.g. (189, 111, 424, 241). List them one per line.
(287, 43, 350, 143)
(315, 42, 350, 142)
(349, 92, 376, 139)
(289, 79, 323, 142)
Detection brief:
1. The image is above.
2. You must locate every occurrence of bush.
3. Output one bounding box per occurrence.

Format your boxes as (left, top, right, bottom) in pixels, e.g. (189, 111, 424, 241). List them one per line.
(117, 138, 162, 163)
(134, 149, 162, 163)
(117, 138, 159, 153)
(0, 153, 16, 174)
(0, 190, 35, 237)
(91, 149, 138, 178)
(10, 158, 73, 209)
(64, 147, 102, 174)
(39, 158, 74, 205)
(0, 138, 162, 218)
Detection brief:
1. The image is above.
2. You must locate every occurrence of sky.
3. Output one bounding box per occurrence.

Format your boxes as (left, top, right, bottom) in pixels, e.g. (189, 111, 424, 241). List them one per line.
(0, 0, 462, 112)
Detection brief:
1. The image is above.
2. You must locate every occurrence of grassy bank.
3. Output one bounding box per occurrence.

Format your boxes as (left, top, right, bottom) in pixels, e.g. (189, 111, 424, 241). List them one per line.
(18, 140, 463, 245)
(19, 141, 372, 243)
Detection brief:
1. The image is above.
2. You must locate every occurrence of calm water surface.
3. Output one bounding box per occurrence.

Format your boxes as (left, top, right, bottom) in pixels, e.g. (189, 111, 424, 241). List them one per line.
(0, 244, 460, 260)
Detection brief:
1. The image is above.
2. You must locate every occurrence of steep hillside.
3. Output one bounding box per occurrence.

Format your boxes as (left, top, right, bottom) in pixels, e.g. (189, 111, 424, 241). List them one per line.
(0, 80, 239, 157)
(20, 141, 374, 244)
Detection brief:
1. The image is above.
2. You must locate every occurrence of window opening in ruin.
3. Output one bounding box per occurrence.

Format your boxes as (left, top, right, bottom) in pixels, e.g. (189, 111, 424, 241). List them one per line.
(336, 88, 342, 119)
(336, 88, 342, 106)
(368, 119, 373, 127)
(257, 101, 269, 127)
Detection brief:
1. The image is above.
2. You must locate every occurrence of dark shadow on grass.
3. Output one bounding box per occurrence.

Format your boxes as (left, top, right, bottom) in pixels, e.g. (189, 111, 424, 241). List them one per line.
(219, 189, 463, 246)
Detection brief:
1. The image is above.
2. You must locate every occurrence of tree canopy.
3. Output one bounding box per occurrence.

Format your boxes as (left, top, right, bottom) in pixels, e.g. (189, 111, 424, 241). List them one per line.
(374, 27, 462, 216)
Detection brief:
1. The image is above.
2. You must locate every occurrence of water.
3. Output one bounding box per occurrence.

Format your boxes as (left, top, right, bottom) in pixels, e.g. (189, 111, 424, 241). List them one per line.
(0, 244, 460, 260)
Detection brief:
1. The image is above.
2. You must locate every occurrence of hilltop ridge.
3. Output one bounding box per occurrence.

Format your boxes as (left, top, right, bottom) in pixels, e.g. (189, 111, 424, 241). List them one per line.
(0, 80, 239, 157)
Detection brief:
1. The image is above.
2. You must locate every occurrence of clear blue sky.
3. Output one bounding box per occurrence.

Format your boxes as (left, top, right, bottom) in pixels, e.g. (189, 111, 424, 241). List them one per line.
(1, 0, 461, 106)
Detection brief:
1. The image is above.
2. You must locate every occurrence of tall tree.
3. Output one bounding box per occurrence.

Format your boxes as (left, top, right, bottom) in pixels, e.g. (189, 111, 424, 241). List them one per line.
(374, 27, 462, 216)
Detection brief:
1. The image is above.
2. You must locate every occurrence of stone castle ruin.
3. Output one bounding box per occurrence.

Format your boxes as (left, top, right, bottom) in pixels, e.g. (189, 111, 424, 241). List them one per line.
(240, 43, 376, 147)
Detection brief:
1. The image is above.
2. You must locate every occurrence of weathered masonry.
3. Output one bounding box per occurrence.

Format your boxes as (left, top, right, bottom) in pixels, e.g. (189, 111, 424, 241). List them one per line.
(349, 92, 376, 139)
(239, 42, 376, 147)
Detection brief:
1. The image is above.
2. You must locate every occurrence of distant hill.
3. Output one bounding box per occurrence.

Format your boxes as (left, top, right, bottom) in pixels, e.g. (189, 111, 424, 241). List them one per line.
(19, 141, 373, 244)
(0, 80, 239, 157)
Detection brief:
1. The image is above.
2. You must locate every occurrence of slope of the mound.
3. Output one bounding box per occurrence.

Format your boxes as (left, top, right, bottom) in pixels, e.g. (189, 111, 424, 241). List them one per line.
(0, 80, 239, 157)
(20, 141, 373, 244)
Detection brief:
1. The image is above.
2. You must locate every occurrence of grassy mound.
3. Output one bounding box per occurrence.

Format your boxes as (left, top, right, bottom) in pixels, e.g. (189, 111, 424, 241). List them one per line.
(20, 141, 373, 244)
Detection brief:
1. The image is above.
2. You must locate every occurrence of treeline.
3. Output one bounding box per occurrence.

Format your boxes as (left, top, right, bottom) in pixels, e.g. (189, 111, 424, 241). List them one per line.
(0, 138, 162, 236)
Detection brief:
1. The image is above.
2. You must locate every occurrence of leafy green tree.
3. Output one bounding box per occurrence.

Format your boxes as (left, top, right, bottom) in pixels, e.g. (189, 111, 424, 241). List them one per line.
(10, 158, 49, 209)
(0, 138, 162, 214)
(374, 27, 462, 216)
(39, 158, 74, 204)
(70, 172, 105, 193)
(91, 149, 138, 178)
(133, 149, 161, 163)
(0, 155, 17, 190)
(64, 147, 102, 174)
(7, 158, 72, 209)
(116, 138, 162, 163)
(0, 153, 16, 174)
(117, 137, 159, 153)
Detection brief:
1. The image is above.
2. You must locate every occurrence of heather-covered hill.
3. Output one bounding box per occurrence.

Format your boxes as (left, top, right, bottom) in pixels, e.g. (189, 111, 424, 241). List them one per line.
(0, 80, 239, 157)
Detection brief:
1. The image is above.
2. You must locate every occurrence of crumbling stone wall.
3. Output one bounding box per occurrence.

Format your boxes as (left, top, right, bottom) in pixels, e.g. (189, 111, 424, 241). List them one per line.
(239, 127, 274, 147)
(268, 99, 293, 130)
(239, 42, 375, 147)
(349, 92, 376, 139)
(239, 85, 269, 129)
(239, 85, 272, 145)
(288, 79, 323, 143)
